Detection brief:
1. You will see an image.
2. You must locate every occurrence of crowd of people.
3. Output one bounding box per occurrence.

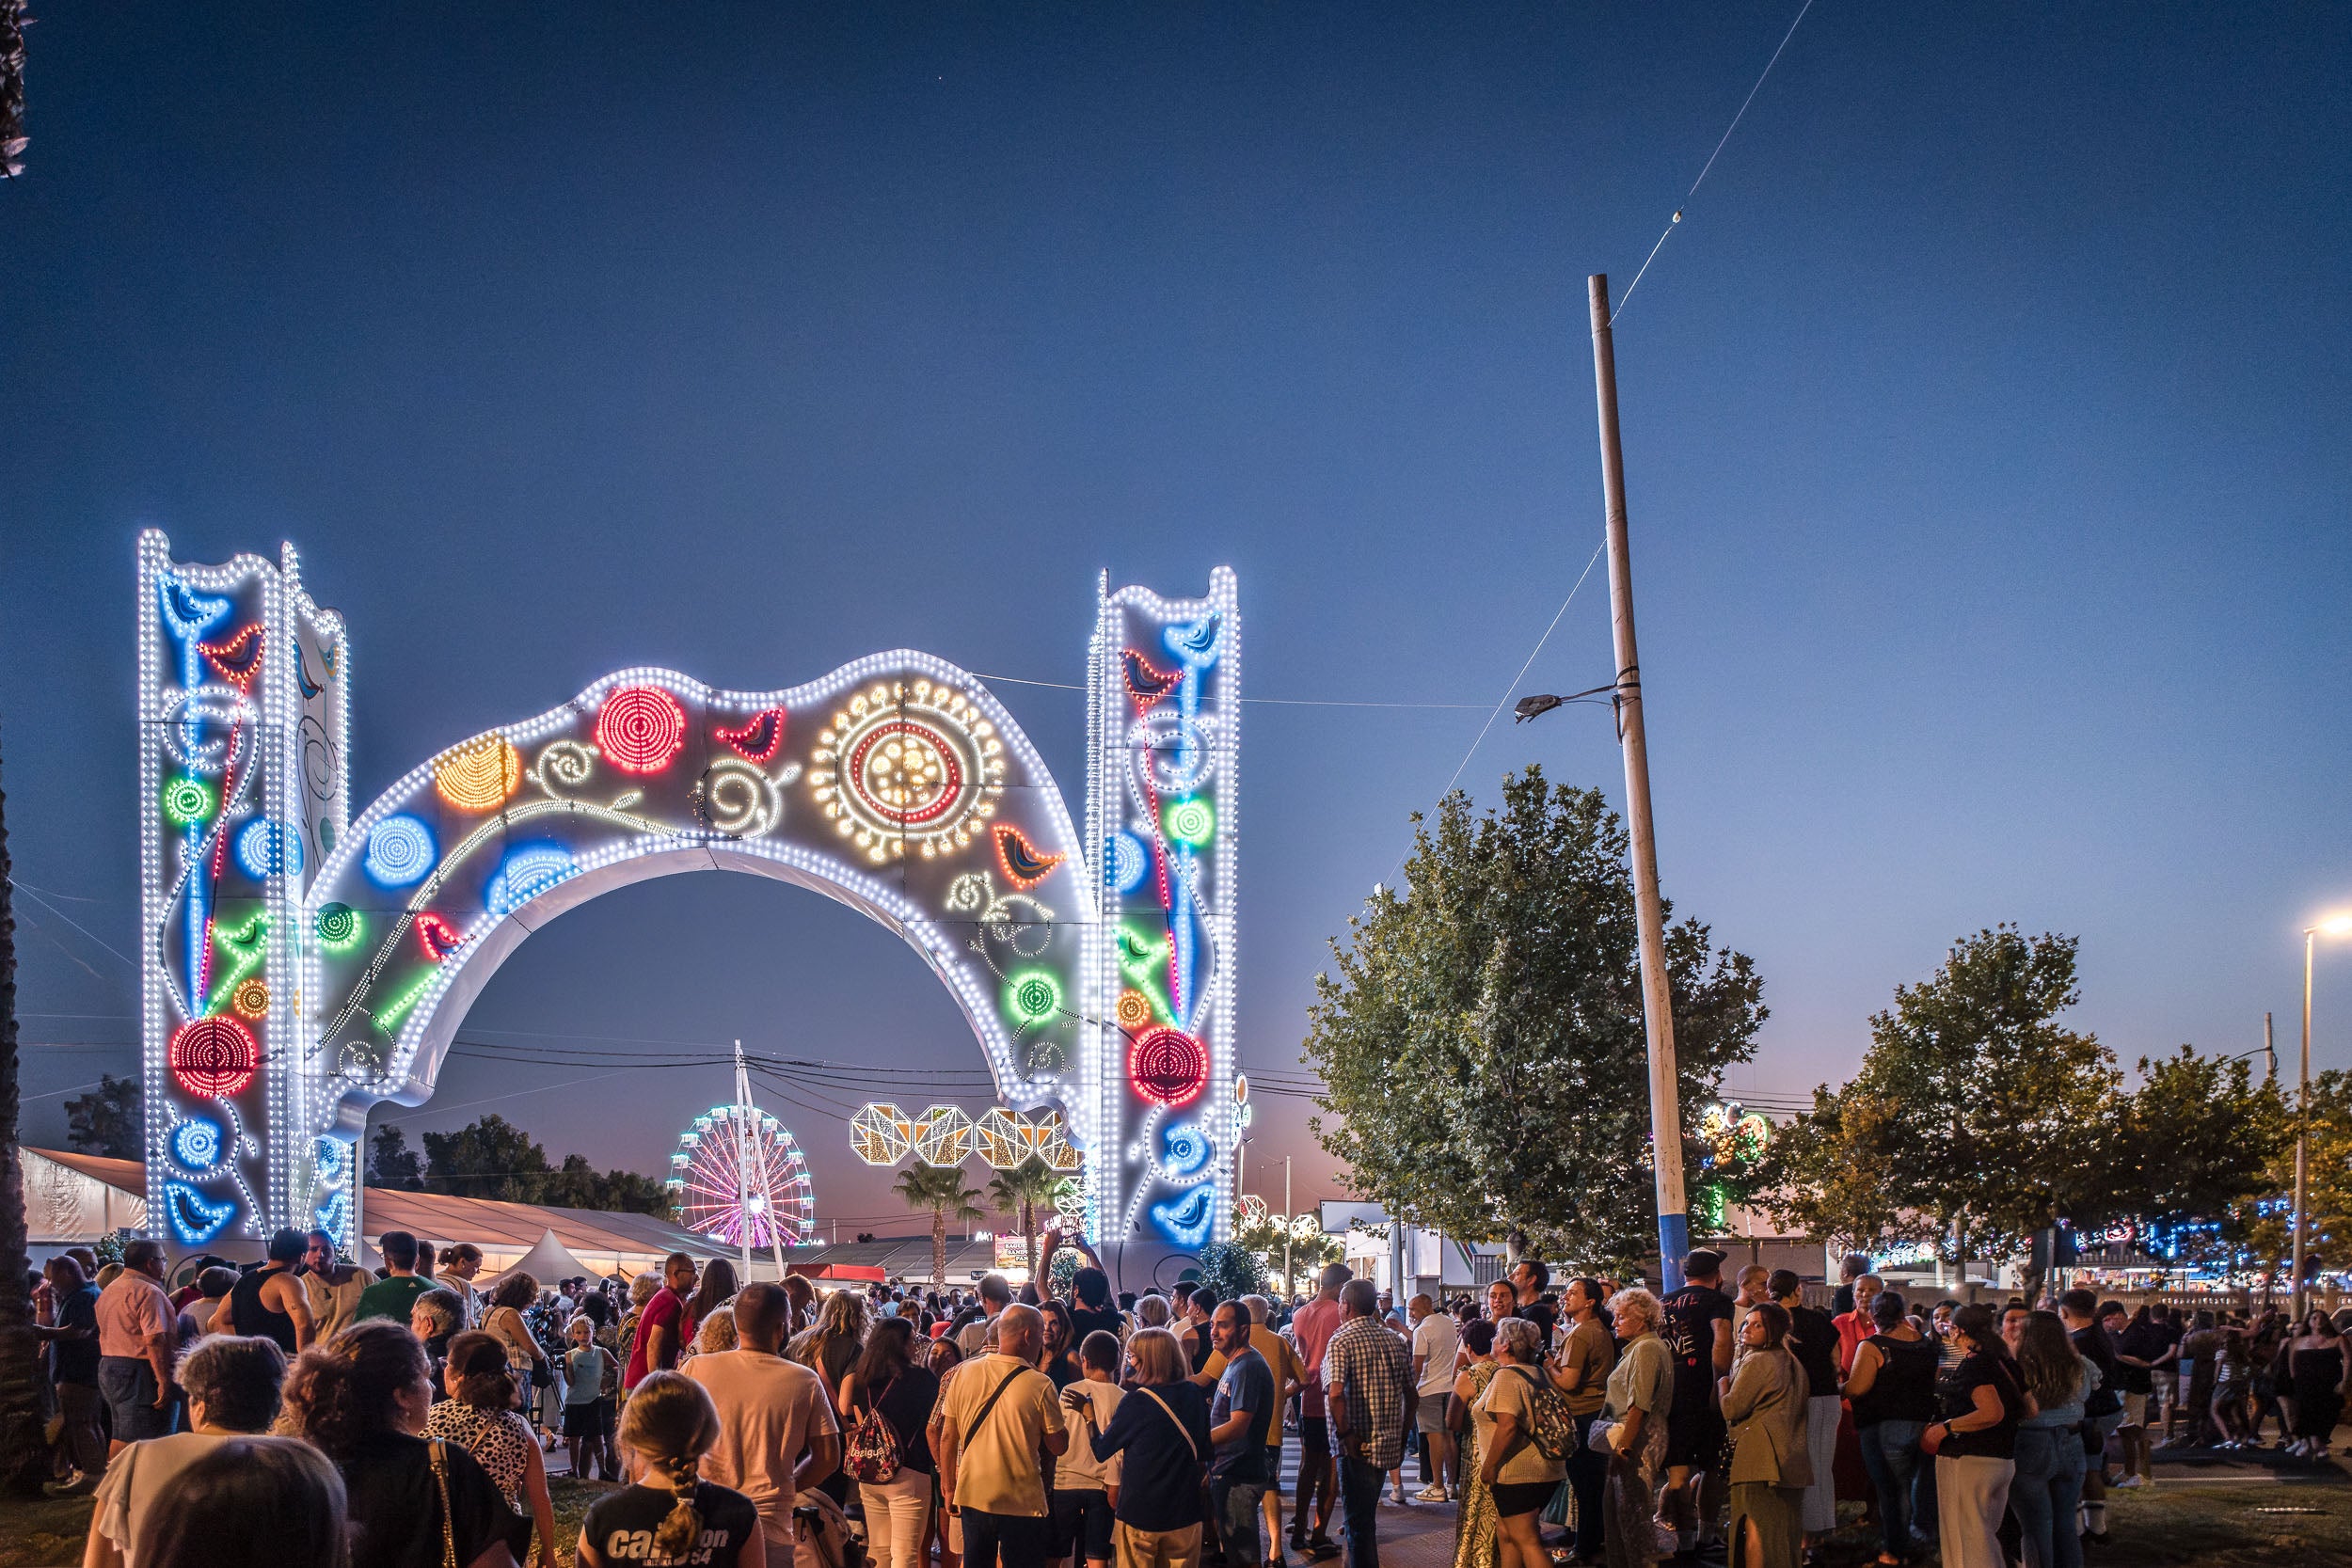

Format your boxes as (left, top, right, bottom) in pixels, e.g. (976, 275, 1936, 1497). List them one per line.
(26, 1228, 2352, 1568)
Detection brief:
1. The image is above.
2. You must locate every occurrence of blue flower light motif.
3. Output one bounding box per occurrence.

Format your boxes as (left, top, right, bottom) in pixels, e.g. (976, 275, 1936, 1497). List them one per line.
(171, 1116, 225, 1172)
(485, 842, 579, 917)
(234, 818, 303, 879)
(1161, 1119, 1212, 1179)
(364, 814, 437, 888)
(1151, 1186, 1213, 1248)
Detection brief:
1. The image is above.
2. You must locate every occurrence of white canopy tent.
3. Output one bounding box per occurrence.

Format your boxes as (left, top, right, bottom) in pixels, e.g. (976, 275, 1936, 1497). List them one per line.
(486, 1228, 606, 1292)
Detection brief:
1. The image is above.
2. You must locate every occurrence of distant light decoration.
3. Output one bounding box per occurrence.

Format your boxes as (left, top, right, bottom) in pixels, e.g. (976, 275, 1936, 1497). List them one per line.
(234, 818, 301, 879)
(912, 1106, 977, 1166)
(850, 1103, 914, 1165)
(171, 1016, 260, 1099)
(364, 814, 437, 887)
(977, 1108, 1026, 1169)
(993, 825, 1065, 889)
(170, 1116, 225, 1172)
(667, 1103, 816, 1249)
(162, 775, 215, 826)
(809, 680, 1005, 863)
(432, 736, 523, 812)
(165, 1182, 238, 1245)
(1238, 1193, 1268, 1227)
(485, 842, 578, 917)
(315, 903, 362, 952)
(1005, 969, 1062, 1027)
(596, 686, 688, 773)
(1114, 990, 1156, 1032)
(1162, 797, 1215, 848)
(1106, 830, 1150, 895)
(715, 707, 787, 765)
(1129, 1027, 1208, 1108)
(1151, 1186, 1214, 1248)
(230, 977, 271, 1020)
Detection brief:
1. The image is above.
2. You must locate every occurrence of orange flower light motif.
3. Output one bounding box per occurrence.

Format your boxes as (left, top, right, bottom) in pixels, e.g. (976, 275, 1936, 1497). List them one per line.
(432, 736, 522, 812)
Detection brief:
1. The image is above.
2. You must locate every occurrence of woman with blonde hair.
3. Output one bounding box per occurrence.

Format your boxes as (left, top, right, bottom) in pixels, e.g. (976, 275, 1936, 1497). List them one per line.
(578, 1370, 763, 1568)
(694, 1306, 739, 1358)
(1064, 1327, 1212, 1568)
(1599, 1289, 1675, 1568)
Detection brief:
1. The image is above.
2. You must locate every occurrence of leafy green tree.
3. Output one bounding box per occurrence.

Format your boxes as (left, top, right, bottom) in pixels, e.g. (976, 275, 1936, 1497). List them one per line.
(421, 1114, 552, 1202)
(1755, 927, 2122, 1299)
(896, 1164, 986, 1287)
(1194, 1240, 1268, 1303)
(2242, 1069, 2352, 1290)
(369, 1122, 424, 1189)
(64, 1073, 143, 1161)
(2115, 1046, 2289, 1279)
(542, 1152, 677, 1217)
(1233, 1213, 1341, 1297)
(1304, 768, 1766, 1274)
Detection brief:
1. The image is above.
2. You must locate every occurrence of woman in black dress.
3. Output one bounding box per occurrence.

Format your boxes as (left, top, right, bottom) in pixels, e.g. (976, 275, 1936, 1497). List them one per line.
(2286, 1309, 2350, 1459)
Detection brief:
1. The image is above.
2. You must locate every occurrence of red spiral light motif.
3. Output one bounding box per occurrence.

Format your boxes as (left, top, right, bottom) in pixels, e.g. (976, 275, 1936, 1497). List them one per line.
(171, 1017, 259, 1099)
(1129, 1026, 1209, 1108)
(595, 686, 688, 774)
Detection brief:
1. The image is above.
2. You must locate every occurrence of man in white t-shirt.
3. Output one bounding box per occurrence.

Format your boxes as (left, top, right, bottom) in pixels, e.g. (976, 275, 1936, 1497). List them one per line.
(687, 1282, 844, 1567)
(1406, 1294, 1460, 1502)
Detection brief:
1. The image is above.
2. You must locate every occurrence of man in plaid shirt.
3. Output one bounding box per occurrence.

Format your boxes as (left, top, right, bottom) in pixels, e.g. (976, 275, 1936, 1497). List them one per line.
(1325, 1279, 1418, 1568)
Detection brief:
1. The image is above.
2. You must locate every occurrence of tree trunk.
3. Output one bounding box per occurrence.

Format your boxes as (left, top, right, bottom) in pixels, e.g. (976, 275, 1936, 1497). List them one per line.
(933, 1209, 947, 1291)
(0, 736, 50, 1495)
(1023, 1197, 1037, 1281)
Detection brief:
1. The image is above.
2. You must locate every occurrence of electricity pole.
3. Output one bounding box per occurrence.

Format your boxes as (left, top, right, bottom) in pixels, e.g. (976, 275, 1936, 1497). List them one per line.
(1590, 274, 1689, 1293)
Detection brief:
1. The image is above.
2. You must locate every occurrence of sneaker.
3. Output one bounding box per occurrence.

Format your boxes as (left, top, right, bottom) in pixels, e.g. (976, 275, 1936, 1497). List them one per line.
(42, 1475, 97, 1498)
(2111, 1475, 2146, 1490)
(1414, 1483, 1449, 1503)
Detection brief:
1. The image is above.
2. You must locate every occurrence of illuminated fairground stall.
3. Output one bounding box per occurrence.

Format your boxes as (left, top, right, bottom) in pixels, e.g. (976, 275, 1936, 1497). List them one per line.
(135, 531, 1240, 1285)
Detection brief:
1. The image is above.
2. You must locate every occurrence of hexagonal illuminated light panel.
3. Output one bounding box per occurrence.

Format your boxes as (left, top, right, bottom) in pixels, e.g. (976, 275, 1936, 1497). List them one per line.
(850, 1102, 914, 1165)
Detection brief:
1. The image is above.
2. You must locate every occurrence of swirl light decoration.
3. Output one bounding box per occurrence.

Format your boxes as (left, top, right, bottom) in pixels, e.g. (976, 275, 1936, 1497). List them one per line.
(1162, 797, 1215, 848)
(692, 757, 783, 837)
(1004, 969, 1062, 1029)
(170, 1017, 260, 1099)
(364, 814, 437, 887)
(433, 736, 523, 812)
(1160, 1119, 1212, 1178)
(531, 738, 596, 793)
(171, 1116, 225, 1172)
(159, 686, 255, 776)
(596, 686, 689, 774)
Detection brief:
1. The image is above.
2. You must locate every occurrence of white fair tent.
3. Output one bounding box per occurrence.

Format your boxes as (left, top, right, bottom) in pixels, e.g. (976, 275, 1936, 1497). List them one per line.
(486, 1227, 604, 1292)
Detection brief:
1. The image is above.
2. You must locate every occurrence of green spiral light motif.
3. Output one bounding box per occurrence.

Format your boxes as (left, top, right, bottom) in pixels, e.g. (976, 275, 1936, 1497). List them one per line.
(162, 775, 215, 827)
(314, 902, 362, 953)
(1006, 969, 1062, 1023)
(1162, 796, 1215, 847)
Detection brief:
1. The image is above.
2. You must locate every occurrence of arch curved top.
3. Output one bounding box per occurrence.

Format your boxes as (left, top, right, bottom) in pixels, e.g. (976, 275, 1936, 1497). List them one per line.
(298, 652, 1098, 1145)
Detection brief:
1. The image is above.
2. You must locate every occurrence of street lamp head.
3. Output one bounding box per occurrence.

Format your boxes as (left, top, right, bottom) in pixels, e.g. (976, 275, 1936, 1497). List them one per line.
(2312, 913, 2352, 939)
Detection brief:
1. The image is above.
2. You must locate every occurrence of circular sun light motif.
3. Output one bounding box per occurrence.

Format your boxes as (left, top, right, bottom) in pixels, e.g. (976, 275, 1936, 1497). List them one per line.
(432, 736, 523, 812)
(808, 680, 1006, 863)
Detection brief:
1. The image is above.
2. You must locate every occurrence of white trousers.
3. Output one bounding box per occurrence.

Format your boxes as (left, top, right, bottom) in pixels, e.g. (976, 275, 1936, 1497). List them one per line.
(1934, 1453, 2016, 1568)
(863, 1465, 933, 1568)
(1800, 1394, 1840, 1531)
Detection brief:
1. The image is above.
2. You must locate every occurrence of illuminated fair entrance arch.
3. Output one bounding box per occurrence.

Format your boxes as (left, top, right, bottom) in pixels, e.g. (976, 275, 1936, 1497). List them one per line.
(135, 531, 1239, 1280)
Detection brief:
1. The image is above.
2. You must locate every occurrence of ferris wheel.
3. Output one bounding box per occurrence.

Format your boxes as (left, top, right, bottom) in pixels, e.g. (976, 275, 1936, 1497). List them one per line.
(667, 1044, 816, 1258)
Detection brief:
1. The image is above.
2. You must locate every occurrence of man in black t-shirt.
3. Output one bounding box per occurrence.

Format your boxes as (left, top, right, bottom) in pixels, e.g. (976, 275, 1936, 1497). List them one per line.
(1507, 1258, 1559, 1348)
(1658, 1249, 1736, 1556)
(2062, 1290, 2124, 1544)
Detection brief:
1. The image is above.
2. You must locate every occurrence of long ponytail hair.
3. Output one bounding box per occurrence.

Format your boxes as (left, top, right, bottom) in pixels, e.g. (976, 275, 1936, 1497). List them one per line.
(618, 1370, 722, 1558)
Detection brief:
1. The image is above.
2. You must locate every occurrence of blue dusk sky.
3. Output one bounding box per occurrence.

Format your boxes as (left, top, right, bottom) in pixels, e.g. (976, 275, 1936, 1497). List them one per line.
(3, 4, 2347, 1235)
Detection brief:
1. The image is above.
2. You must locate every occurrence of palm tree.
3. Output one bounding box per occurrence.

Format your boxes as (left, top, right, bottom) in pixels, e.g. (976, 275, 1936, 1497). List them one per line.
(987, 1157, 1066, 1282)
(0, 726, 46, 1494)
(895, 1164, 985, 1289)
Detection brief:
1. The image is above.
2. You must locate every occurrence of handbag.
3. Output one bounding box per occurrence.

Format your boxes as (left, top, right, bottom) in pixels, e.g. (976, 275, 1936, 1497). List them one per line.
(427, 1438, 460, 1568)
(846, 1374, 905, 1483)
(1138, 1386, 1200, 1464)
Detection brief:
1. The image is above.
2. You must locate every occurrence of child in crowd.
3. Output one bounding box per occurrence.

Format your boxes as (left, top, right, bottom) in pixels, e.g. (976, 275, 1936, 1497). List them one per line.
(578, 1371, 763, 1568)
